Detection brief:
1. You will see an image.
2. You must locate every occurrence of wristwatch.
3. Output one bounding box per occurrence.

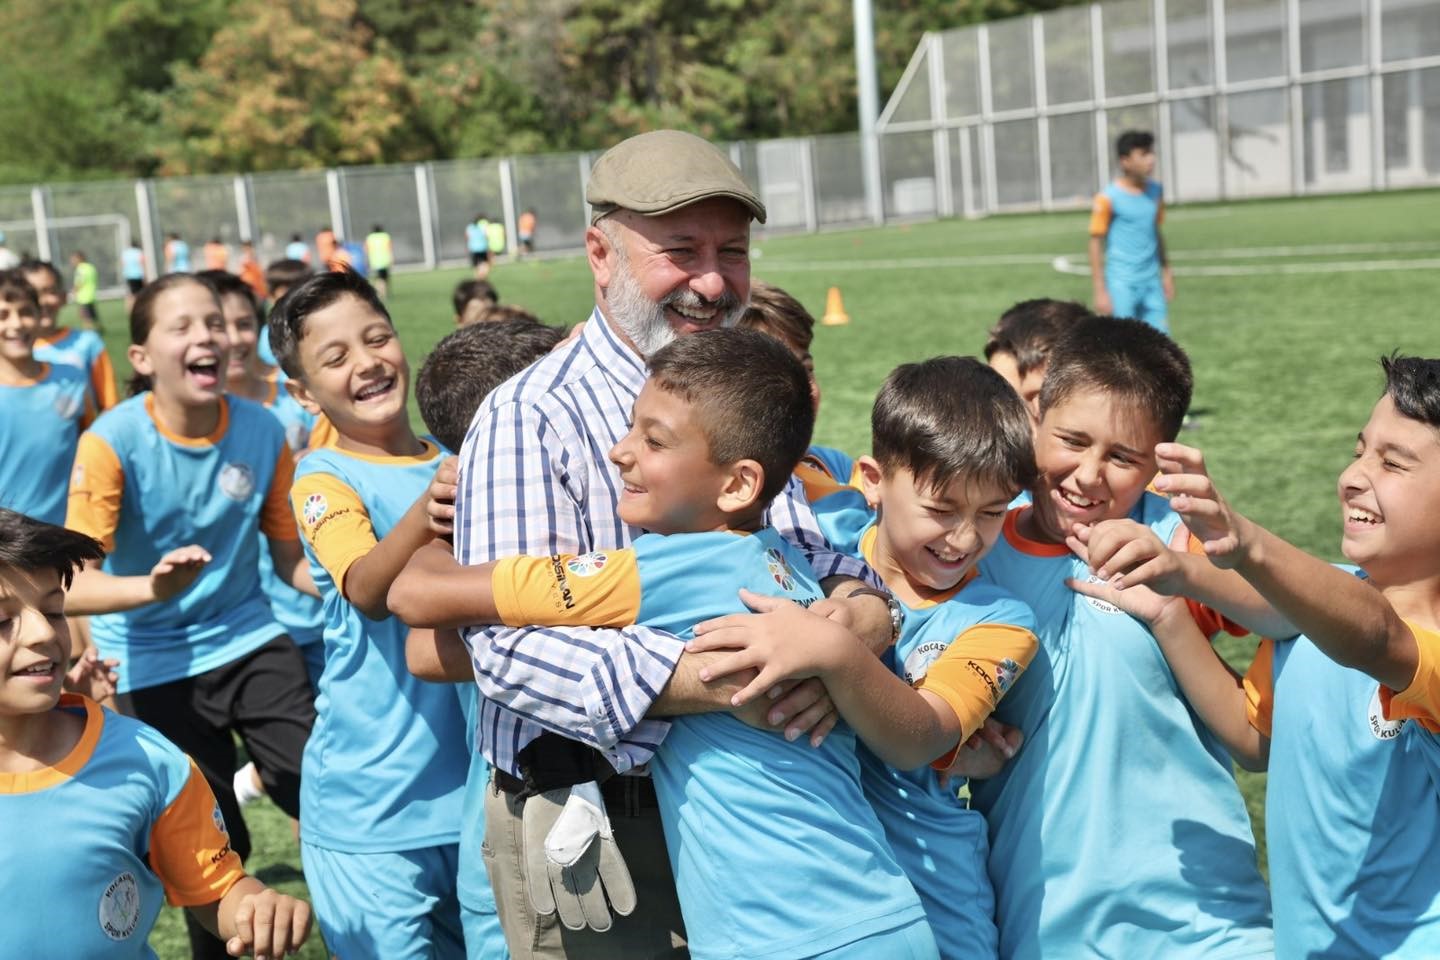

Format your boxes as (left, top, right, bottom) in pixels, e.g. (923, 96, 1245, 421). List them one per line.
(845, 587, 905, 645)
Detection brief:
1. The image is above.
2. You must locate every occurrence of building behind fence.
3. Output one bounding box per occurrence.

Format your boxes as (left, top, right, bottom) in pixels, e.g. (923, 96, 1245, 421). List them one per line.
(2, 0, 1436, 293)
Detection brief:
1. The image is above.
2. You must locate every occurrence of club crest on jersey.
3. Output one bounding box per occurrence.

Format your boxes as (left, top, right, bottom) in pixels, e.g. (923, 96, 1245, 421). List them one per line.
(1367, 687, 1406, 741)
(765, 548, 796, 591)
(212, 800, 229, 837)
(903, 640, 948, 684)
(566, 552, 607, 577)
(996, 657, 1020, 695)
(218, 462, 256, 502)
(302, 493, 328, 528)
(54, 391, 83, 420)
(1080, 575, 1122, 614)
(99, 871, 141, 940)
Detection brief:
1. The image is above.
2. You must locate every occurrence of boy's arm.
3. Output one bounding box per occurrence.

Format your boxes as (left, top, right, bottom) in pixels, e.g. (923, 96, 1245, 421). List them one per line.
(1158, 442, 1418, 691)
(260, 442, 318, 599)
(190, 877, 311, 960)
(1088, 191, 1112, 314)
(389, 538, 499, 628)
(406, 626, 474, 682)
(1157, 229, 1175, 302)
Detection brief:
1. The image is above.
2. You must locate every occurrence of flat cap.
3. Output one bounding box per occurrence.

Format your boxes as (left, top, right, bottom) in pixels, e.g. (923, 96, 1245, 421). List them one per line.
(587, 130, 766, 225)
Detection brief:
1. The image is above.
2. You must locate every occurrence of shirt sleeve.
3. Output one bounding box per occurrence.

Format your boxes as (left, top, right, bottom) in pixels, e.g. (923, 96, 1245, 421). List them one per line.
(767, 473, 875, 585)
(1182, 533, 1249, 638)
(919, 623, 1039, 769)
(66, 432, 124, 553)
(1089, 192, 1113, 237)
(290, 472, 374, 592)
(91, 350, 119, 412)
(454, 399, 686, 767)
(1380, 622, 1440, 733)
(493, 550, 643, 629)
(148, 759, 245, 907)
(1243, 639, 1275, 737)
(260, 442, 298, 541)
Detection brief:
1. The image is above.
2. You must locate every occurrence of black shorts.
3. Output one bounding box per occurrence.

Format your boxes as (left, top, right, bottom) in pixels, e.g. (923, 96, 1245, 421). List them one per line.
(375, 267, 390, 281)
(126, 278, 143, 294)
(78, 302, 98, 321)
(114, 633, 316, 861)
(470, 251, 489, 266)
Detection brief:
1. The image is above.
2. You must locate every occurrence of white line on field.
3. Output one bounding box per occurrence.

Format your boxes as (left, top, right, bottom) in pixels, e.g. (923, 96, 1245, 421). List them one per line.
(1050, 254, 1440, 277)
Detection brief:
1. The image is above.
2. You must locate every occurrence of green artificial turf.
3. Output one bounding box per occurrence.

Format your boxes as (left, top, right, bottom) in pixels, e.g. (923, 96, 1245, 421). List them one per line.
(127, 187, 1438, 955)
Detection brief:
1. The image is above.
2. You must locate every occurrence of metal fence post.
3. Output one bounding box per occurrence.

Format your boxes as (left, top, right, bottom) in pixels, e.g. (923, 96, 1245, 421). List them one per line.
(134, 180, 157, 279)
(325, 169, 346, 239)
(414, 164, 437, 269)
(499, 158, 519, 260)
(30, 186, 52, 263)
(800, 138, 819, 234)
(233, 175, 253, 243)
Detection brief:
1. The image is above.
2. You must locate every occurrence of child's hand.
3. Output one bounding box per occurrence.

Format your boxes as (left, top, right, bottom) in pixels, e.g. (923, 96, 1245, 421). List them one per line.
(225, 888, 311, 960)
(1153, 443, 1246, 568)
(937, 718, 1023, 787)
(426, 456, 459, 535)
(1066, 568, 1184, 626)
(150, 546, 211, 601)
(1066, 519, 1185, 594)
(64, 648, 120, 701)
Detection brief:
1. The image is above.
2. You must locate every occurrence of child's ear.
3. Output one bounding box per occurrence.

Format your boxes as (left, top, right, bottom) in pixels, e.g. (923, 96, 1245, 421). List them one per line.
(717, 459, 765, 515)
(856, 455, 885, 509)
(285, 377, 324, 418)
(126, 343, 154, 379)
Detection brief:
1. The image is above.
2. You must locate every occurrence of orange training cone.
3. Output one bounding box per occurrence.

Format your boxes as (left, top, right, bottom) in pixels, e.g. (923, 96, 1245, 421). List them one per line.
(821, 286, 850, 326)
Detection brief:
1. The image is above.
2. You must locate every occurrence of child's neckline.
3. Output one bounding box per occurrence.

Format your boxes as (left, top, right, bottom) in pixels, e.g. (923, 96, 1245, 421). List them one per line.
(145, 393, 229, 445)
(1003, 507, 1071, 558)
(0, 359, 48, 387)
(0, 695, 100, 794)
(1113, 177, 1150, 195)
(859, 523, 976, 609)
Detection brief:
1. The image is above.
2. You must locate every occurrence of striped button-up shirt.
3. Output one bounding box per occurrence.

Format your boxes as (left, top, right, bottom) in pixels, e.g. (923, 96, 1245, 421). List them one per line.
(454, 310, 873, 776)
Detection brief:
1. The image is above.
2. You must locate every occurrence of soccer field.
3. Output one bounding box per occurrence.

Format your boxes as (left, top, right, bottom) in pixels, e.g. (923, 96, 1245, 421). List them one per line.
(125, 187, 1438, 956)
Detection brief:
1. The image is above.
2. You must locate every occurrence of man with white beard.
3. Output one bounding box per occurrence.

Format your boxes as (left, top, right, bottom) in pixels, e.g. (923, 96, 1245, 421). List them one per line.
(450, 129, 900, 959)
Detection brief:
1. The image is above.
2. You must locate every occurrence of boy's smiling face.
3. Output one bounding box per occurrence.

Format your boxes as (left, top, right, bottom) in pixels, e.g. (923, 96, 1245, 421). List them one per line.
(1026, 386, 1164, 544)
(1338, 394, 1440, 584)
(20, 269, 62, 331)
(221, 293, 264, 385)
(289, 294, 410, 435)
(609, 380, 742, 535)
(0, 294, 39, 365)
(862, 462, 1013, 600)
(0, 564, 69, 717)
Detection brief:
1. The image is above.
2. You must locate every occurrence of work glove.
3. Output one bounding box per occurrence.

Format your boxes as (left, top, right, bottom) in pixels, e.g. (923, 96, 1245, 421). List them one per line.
(523, 780, 638, 931)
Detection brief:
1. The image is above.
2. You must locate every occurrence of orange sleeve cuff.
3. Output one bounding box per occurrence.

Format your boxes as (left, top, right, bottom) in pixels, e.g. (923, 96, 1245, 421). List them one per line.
(149, 760, 245, 907)
(92, 351, 119, 412)
(1243, 639, 1275, 737)
(1380, 622, 1440, 733)
(1185, 535, 1248, 637)
(919, 623, 1039, 769)
(1088, 194, 1112, 236)
(66, 432, 124, 553)
(260, 443, 299, 541)
(493, 550, 642, 629)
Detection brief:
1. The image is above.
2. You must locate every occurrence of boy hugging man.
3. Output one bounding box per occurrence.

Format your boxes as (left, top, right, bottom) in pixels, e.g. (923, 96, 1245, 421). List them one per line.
(393, 328, 940, 960)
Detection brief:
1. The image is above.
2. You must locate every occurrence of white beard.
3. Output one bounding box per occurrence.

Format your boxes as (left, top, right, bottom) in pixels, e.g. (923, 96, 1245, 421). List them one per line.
(605, 257, 748, 359)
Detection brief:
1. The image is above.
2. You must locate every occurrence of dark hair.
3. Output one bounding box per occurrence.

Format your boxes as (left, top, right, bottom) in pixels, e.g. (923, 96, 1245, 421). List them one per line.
(737, 280, 814, 353)
(372, 224, 383, 233)
(19, 259, 63, 291)
(290, 233, 303, 243)
(264, 259, 313, 299)
(0, 508, 105, 587)
(1039, 315, 1193, 441)
(0, 269, 39, 309)
(984, 299, 1088, 376)
(452, 279, 499, 315)
(197, 269, 260, 320)
(1381, 355, 1440, 429)
(1116, 130, 1155, 157)
(127, 273, 223, 396)
(647, 328, 814, 508)
(417, 319, 565, 452)
(872, 356, 1036, 497)
(478, 304, 540, 325)
(268, 268, 391, 380)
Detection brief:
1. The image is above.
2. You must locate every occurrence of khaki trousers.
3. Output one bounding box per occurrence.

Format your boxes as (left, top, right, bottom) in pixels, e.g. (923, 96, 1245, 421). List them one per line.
(483, 776, 688, 960)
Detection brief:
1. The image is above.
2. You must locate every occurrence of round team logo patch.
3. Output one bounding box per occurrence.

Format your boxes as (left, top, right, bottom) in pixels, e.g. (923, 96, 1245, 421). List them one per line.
(1080, 575, 1123, 615)
(1367, 687, 1406, 741)
(54, 391, 83, 420)
(217, 462, 256, 502)
(566, 552, 608, 577)
(902, 640, 948, 685)
(765, 548, 796, 591)
(98, 871, 141, 941)
(302, 493, 328, 528)
(211, 800, 229, 837)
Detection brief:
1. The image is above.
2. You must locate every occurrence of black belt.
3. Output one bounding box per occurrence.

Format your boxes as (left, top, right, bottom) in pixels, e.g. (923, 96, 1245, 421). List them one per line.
(494, 768, 660, 814)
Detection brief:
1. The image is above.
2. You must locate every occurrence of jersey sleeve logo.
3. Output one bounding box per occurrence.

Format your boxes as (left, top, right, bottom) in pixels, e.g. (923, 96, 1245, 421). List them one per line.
(218, 462, 256, 502)
(565, 552, 608, 577)
(765, 548, 796, 591)
(302, 493, 328, 528)
(211, 799, 229, 837)
(902, 640, 948, 684)
(1368, 687, 1406, 740)
(995, 657, 1020, 696)
(98, 871, 141, 941)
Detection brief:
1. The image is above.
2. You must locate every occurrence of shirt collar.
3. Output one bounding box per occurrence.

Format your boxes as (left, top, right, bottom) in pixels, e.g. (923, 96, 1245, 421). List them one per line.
(583, 306, 648, 397)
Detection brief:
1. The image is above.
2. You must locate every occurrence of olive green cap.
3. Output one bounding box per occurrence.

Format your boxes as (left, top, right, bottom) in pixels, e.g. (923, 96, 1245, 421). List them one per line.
(586, 130, 766, 225)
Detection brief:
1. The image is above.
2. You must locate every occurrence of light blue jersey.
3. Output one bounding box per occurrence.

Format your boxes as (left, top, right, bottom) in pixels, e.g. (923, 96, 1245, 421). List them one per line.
(0, 696, 243, 959)
(285, 240, 310, 261)
(168, 240, 191, 273)
(1255, 585, 1440, 957)
(1091, 180, 1167, 330)
(457, 684, 507, 959)
(121, 246, 145, 281)
(466, 222, 489, 254)
(971, 496, 1273, 959)
(69, 395, 292, 693)
(0, 363, 89, 524)
(291, 442, 470, 853)
(255, 384, 323, 654)
(492, 528, 930, 960)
